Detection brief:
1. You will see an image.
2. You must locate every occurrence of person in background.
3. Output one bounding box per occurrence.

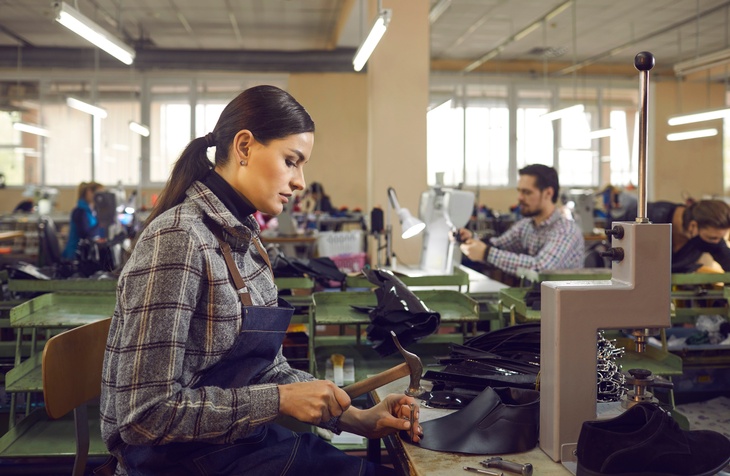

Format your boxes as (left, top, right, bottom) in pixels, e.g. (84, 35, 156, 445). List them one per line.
(61, 181, 104, 260)
(300, 181, 334, 213)
(101, 85, 420, 476)
(612, 199, 730, 273)
(457, 164, 585, 276)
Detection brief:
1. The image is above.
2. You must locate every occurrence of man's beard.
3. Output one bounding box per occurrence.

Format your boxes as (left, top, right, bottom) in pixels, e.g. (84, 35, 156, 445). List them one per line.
(521, 206, 542, 218)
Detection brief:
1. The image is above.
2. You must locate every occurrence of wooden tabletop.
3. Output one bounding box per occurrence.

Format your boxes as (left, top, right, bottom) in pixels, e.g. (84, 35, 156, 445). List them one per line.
(372, 376, 574, 476)
(0, 230, 24, 242)
(260, 234, 318, 244)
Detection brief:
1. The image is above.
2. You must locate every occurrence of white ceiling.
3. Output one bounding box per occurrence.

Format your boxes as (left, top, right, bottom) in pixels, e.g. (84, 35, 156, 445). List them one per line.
(0, 0, 729, 75)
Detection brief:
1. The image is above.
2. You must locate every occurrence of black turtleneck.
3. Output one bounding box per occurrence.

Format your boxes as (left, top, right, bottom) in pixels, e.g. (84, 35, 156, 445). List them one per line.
(202, 170, 256, 223)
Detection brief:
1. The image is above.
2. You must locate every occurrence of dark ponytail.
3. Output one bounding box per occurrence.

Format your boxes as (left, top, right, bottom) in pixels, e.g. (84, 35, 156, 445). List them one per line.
(143, 85, 314, 230)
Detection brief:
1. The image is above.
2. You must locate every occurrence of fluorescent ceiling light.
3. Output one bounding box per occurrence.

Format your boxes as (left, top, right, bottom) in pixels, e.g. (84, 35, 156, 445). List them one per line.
(353, 9, 392, 72)
(667, 108, 730, 126)
(429, 0, 451, 24)
(13, 122, 50, 137)
(666, 128, 718, 142)
(674, 47, 730, 76)
(67, 97, 108, 118)
(55, 1, 135, 65)
(129, 121, 150, 137)
(541, 104, 585, 121)
(588, 128, 614, 139)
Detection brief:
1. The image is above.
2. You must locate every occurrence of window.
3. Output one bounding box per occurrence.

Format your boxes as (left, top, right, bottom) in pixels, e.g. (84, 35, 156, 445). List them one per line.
(97, 100, 141, 185)
(427, 79, 639, 191)
(150, 102, 191, 183)
(427, 100, 464, 186)
(465, 105, 509, 187)
(44, 102, 92, 186)
(0, 111, 25, 186)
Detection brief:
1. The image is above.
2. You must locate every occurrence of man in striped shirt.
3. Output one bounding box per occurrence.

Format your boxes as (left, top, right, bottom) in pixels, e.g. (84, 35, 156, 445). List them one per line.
(458, 164, 585, 277)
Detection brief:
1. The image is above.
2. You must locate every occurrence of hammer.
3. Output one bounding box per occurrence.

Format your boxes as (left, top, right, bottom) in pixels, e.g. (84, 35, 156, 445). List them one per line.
(342, 331, 423, 398)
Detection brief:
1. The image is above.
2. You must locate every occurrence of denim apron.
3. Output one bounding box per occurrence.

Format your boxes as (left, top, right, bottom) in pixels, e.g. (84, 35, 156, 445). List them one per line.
(120, 226, 374, 476)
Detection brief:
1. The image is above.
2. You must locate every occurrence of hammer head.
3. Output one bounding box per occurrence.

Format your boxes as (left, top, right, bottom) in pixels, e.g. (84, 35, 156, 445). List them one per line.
(390, 331, 424, 397)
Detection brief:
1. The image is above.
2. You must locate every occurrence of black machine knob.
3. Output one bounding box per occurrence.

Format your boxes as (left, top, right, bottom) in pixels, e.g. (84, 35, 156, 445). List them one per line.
(628, 368, 652, 380)
(634, 51, 655, 71)
(600, 247, 624, 262)
(605, 225, 624, 240)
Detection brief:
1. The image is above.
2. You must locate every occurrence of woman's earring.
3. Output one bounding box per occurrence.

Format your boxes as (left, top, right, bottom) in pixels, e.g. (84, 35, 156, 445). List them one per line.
(240, 160, 247, 166)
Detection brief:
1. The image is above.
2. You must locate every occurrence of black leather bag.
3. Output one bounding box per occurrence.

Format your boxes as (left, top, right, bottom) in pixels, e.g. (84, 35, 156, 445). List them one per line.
(359, 268, 440, 356)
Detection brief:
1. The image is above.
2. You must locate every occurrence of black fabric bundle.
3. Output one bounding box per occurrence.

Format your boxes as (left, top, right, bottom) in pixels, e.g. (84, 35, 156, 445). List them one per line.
(424, 323, 540, 393)
(357, 268, 441, 356)
(271, 253, 346, 287)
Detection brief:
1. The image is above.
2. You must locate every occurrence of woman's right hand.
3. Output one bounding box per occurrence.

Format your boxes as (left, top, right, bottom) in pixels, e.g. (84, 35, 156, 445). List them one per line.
(278, 380, 351, 425)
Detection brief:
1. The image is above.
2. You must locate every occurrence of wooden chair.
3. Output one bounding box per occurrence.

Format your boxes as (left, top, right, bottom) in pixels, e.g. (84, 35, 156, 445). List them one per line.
(42, 317, 112, 476)
(0, 318, 111, 474)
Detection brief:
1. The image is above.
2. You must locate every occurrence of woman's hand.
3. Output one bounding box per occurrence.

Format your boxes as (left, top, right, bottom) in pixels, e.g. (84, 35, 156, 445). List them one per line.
(338, 394, 423, 443)
(278, 381, 351, 425)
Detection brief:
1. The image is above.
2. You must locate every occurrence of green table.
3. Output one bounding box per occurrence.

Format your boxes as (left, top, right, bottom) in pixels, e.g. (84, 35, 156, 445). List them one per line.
(310, 290, 479, 376)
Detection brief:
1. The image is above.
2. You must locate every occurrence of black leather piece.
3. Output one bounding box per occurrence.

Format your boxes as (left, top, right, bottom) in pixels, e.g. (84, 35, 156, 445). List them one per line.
(404, 386, 540, 455)
(576, 402, 730, 476)
(424, 369, 539, 391)
(361, 268, 441, 356)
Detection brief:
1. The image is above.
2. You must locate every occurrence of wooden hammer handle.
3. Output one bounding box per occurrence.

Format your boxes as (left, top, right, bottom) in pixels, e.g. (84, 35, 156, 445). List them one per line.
(342, 362, 411, 398)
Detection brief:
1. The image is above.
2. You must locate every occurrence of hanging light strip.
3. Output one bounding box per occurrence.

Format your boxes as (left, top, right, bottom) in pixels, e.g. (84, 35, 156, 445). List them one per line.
(67, 97, 108, 118)
(55, 1, 135, 65)
(352, 9, 392, 72)
(13, 122, 50, 137)
(129, 121, 150, 137)
(540, 104, 585, 121)
(666, 128, 718, 141)
(667, 108, 730, 126)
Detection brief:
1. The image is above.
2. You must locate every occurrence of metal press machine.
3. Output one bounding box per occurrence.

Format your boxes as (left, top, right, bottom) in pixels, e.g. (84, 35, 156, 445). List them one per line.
(539, 52, 673, 472)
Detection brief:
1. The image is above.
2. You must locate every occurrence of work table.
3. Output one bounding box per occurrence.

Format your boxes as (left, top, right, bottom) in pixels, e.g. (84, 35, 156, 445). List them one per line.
(372, 376, 573, 476)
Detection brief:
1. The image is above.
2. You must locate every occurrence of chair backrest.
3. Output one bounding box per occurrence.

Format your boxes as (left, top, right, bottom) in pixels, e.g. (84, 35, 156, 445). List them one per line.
(39, 216, 62, 268)
(42, 317, 111, 419)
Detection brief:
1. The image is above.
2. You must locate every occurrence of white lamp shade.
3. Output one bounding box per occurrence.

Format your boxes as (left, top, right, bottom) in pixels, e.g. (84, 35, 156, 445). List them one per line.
(398, 208, 426, 239)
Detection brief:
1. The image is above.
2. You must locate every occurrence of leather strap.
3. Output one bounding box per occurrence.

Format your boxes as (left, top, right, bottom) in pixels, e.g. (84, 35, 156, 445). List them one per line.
(208, 221, 273, 307)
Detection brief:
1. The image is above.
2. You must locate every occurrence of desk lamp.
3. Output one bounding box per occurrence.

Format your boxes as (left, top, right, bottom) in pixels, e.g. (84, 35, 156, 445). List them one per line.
(539, 52, 672, 472)
(381, 187, 425, 267)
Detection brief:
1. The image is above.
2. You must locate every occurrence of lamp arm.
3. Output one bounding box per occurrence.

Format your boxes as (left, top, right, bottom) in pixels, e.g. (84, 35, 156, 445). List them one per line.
(387, 187, 401, 212)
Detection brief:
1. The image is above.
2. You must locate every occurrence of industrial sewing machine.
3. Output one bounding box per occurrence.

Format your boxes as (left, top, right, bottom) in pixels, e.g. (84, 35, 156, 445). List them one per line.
(418, 183, 474, 274)
(539, 52, 673, 473)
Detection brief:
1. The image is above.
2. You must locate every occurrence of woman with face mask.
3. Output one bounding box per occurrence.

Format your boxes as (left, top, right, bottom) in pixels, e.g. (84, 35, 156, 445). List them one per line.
(614, 199, 730, 273)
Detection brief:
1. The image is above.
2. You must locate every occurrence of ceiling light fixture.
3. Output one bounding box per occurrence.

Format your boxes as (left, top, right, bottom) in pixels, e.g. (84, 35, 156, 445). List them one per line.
(129, 121, 150, 137)
(352, 3, 392, 72)
(67, 97, 108, 118)
(463, 0, 571, 73)
(13, 122, 50, 137)
(666, 128, 718, 141)
(540, 104, 585, 121)
(54, 1, 135, 65)
(588, 128, 614, 139)
(674, 47, 730, 76)
(667, 108, 730, 126)
(429, 0, 452, 24)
